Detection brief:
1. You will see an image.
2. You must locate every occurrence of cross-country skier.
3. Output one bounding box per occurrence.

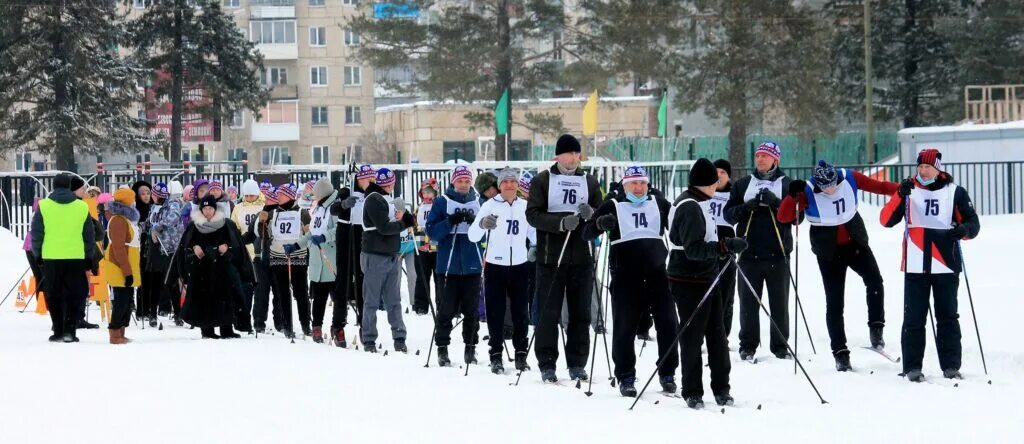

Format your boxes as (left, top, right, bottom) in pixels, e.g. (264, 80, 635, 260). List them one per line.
(230, 179, 264, 333)
(669, 158, 747, 409)
(261, 183, 312, 339)
(711, 160, 739, 335)
(778, 160, 897, 371)
(412, 178, 440, 315)
(723, 141, 797, 361)
(525, 134, 602, 383)
(330, 164, 376, 334)
(307, 178, 343, 345)
(880, 148, 980, 382)
(583, 165, 679, 397)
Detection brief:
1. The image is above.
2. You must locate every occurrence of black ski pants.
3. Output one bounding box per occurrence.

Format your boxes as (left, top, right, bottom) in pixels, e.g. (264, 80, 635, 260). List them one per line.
(484, 263, 529, 357)
(43, 260, 89, 338)
(436, 274, 480, 348)
(311, 280, 346, 329)
(902, 273, 961, 373)
(251, 258, 278, 331)
(672, 279, 731, 398)
(270, 264, 310, 333)
(413, 251, 438, 313)
(816, 243, 885, 355)
(737, 258, 790, 355)
(534, 263, 592, 371)
(718, 257, 738, 336)
(611, 268, 678, 381)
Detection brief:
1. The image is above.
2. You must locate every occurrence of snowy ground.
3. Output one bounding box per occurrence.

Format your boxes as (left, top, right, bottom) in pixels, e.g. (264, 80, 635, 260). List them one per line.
(1, 205, 1021, 443)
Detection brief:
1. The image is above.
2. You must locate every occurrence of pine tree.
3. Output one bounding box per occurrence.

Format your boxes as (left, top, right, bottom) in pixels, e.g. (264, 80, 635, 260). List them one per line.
(672, 1, 835, 168)
(130, 0, 267, 164)
(946, 0, 1024, 122)
(0, 1, 157, 172)
(350, 1, 566, 160)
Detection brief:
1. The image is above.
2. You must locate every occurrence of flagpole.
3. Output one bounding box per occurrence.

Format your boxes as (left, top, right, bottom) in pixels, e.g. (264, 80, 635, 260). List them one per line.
(505, 132, 509, 162)
(662, 133, 667, 161)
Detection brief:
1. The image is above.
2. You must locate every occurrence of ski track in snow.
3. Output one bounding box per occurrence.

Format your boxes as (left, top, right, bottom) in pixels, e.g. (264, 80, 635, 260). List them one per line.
(1, 206, 1020, 443)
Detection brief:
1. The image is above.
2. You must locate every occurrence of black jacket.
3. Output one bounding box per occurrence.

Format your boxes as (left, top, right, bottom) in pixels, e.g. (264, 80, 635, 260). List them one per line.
(361, 183, 414, 255)
(667, 188, 723, 282)
(723, 167, 797, 260)
(525, 164, 603, 266)
(583, 190, 669, 272)
(30, 188, 98, 265)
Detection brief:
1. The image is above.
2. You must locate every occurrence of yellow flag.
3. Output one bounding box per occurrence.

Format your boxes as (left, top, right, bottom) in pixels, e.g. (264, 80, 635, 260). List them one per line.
(582, 90, 598, 136)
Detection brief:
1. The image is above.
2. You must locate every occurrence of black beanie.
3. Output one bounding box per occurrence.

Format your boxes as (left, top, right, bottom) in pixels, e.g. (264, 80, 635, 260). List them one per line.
(555, 134, 581, 155)
(689, 158, 718, 187)
(69, 176, 85, 192)
(713, 159, 732, 177)
(53, 173, 73, 190)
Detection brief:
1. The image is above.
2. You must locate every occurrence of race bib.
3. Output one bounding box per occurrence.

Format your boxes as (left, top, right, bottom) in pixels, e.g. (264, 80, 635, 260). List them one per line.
(274, 210, 301, 241)
(546, 174, 589, 213)
(742, 175, 784, 203)
(612, 200, 661, 245)
(310, 206, 329, 236)
(806, 169, 859, 227)
(908, 184, 956, 230)
(711, 191, 731, 227)
(350, 191, 366, 226)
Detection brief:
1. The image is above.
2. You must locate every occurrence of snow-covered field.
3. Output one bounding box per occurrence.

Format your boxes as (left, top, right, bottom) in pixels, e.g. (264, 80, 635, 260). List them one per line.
(1, 205, 1020, 443)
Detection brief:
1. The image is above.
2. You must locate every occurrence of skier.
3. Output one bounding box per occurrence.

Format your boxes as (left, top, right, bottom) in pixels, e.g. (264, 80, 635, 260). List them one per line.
(241, 183, 280, 333)
(518, 174, 538, 326)
(711, 159, 739, 336)
(583, 166, 679, 397)
(261, 183, 312, 339)
(360, 168, 414, 353)
(880, 148, 980, 382)
(141, 183, 171, 326)
(131, 180, 156, 327)
(525, 134, 602, 383)
(101, 188, 142, 345)
(307, 178, 343, 345)
(723, 141, 797, 361)
(31, 173, 97, 343)
(412, 178, 440, 315)
(330, 164, 376, 332)
(778, 160, 897, 371)
(669, 158, 747, 408)
(468, 168, 535, 374)
(425, 165, 484, 366)
(152, 181, 186, 325)
(230, 179, 265, 333)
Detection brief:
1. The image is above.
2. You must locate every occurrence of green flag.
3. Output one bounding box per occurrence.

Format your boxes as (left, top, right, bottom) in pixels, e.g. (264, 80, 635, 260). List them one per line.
(657, 93, 668, 137)
(495, 89, 509, 136)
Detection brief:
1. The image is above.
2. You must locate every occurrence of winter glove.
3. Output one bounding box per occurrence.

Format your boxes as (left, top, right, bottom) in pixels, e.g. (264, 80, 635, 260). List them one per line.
(722, 237, 748, 255)
(561, 214, 581, 232)
(578, 203, 595, 221)
(340, 195, 359, 210)
(310, 234, 327, 246)
(595, 214, 617, 232)
(479, 214, 498, 230)
(898, 178, 914, 197)
(758, 189, 781, 208)
(447, 210, 462, 226)
(788, 180, 807, 197)
(461, 209, 476, 224)
(527, 246, 537, 262)
(124, 275, 134, 287)
(743, 198, 760, 210)
(948, 224, 968, 240)
(329, 198, 343, 216)
(401, 212, 415, 228)
(283, 243, 300, 255)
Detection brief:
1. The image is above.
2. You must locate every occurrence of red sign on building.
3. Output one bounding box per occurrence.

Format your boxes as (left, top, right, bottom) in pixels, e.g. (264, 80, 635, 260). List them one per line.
(145, 71, 216, 143)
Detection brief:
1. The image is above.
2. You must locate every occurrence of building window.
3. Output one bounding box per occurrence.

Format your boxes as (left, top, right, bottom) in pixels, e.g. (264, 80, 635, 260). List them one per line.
(227, 147, 246, 162)
(310, 66, 328, 87)
(312, 145, 330, 164)
(344, 106, 362, 125)
(342, 0, 358, 5)
(15, 152, 32, 172)
(181, 149, 214, 162)
(256, 101, 298, 124)
(344, 28, 360, 46)
(344, 66, 361, 86)
(309, 26, 326, 47)
(312, 106, 329, 126)
(223, 0, 240, 7)
(348, 144, 363, 162)
(261, 147, 291, 166)
(230, 110, 245, 128)
(251, 20, 296, 45)
(309, 0, 325, 6)
(133, 0, 154, 8)
(261, 67, 288, 86)
(552, 31, 562, 61)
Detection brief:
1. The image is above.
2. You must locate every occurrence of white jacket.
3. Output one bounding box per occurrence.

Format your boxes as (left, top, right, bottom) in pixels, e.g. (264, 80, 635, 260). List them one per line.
(467, 194, 536, 266)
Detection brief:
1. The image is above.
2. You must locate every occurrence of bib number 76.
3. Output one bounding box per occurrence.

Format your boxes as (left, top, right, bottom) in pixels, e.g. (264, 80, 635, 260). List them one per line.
(562, 188, 577, 205)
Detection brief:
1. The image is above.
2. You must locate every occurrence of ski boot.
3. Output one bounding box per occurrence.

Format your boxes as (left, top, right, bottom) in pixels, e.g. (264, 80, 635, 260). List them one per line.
(219, 326, 241, 339)
(541, 368, 558, 383)
(330, 327, 347, 348)
(48, 334, 63, 343)
(619, 377, 638, 397)
(636, 331, 652, 342)
(659, 375, 677, 393)
(464, 345, 477, 364)
(568, 367, 589, 382)
(364, 342, 378, 353)
(942, 369, 963, 380)
(834, 351, 852, 372)
(870, 325, 885, 349)
(78, 320, 100, 330)
(174, 316, 184, 327)
(301, 324, 312, 337)
(684, 396, 705, 409)
(514, 352, 531, 372)
(714, 392, 734, 406)
(201, 328, 220, 339)
(312, 326, 324, 344)
(593, 324, 606, 335)
(283, 329, 296, 340)
(905, 369, 925, 383)
(394, 339, 408, 353)
(739, 349, 756, 362)
(774, 350, 792, 360)
(437, 346, 452, 367)
(490, 354, 504, 374)
(149, 318, 158, 328)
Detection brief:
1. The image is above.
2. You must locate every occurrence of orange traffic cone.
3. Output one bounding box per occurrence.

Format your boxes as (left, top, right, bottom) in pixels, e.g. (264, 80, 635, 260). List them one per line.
(35, 291, 47, 315)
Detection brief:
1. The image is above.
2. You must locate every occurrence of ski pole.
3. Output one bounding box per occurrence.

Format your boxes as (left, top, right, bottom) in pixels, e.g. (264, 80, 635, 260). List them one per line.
(767, 207, 816, 354)
(594, 234, 614, 384)
(513, 231, 573, 387)
(794, 208, 800, 375)
(957, 240, 988, 376)
(629, 258, 734, 410)
(737, 264, 827, 404)
(0, 267, 30, 309)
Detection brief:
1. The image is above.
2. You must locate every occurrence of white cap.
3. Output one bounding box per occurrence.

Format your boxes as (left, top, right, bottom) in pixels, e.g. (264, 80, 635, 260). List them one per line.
(168, 181, 184, 196)
(241, 179, 260, 196)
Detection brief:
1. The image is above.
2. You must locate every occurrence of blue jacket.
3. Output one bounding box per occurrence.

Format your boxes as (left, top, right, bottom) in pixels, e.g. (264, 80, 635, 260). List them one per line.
(425, 186, 483, 276)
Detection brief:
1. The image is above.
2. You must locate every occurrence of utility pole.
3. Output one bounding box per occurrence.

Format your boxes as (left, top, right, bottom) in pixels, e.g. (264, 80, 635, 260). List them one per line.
(864, 0, 875, 163)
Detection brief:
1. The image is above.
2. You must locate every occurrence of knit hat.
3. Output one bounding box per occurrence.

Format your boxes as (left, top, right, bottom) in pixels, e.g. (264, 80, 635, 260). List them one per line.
(53, 173, 73, 190)
(419, 178, 439, 199)
(277, 182, 297, 201)
(356, 164, 376, 181)
(113, 188, 136, 206)
(209, 180, 224, 193)
(241, 179, 260, 196)
(303, 180, 316, 195)
(70, 176, 86, 192)
(313, 178, 334, 201)
(182, 185, 193, 201)
(193, 179, 210, 193)
(917, 148, 943, 171)
(168, 181, 184, 196)
(555, 134, 581, 155)
(451, 165, 473, 184)
(199, 194, 219, 211)
(265, 188, 279, 205)
(227, 185, 238, 195)
(475, 170, 498, 195)
(621, 165, 649, 184)
(259, 180, 272, 192)
(518, 173, 533, 194)
(376, 168, 396, 187)
(713, 159, 732, 177)
(688, 158, 718, 187)
(812, 160, 838, 188)
(496, 168, 518, 185)
(755, 141, 781, 162)
(153, 182, 170, 200)
(97, 193, 113, 205)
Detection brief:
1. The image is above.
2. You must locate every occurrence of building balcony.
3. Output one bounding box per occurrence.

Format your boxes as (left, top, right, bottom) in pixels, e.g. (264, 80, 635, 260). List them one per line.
(269, 84, 299, 100)
(252, 122, 300, 142)
(250, 0, 295, 19)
